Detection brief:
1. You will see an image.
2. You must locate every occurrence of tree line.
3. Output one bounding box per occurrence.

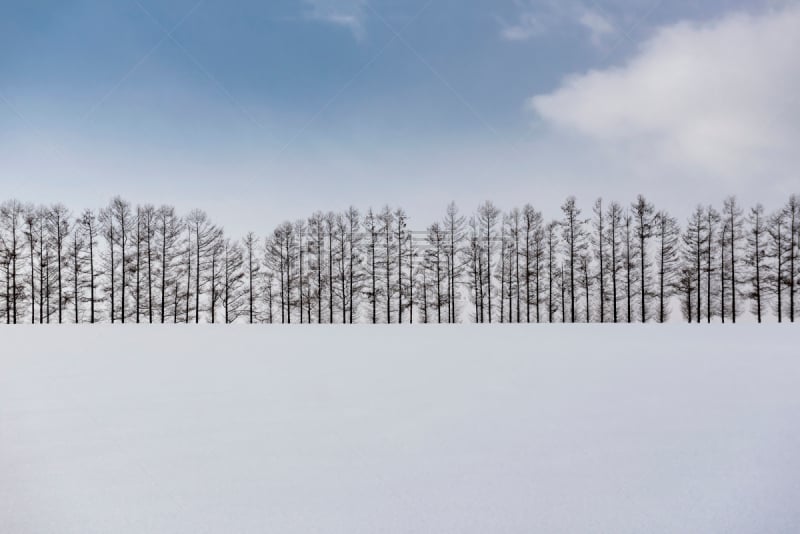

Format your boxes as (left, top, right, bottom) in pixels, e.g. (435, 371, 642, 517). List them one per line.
(0, 195, 798, 324)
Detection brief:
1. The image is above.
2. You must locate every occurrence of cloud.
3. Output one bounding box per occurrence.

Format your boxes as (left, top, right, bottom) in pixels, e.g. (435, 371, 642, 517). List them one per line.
(500, 1, 616, 46)
(528, 5, 800, 181)
(501, 11, 547, 41)
(304, 0, 366, 40)
(578, 10, 615, 46)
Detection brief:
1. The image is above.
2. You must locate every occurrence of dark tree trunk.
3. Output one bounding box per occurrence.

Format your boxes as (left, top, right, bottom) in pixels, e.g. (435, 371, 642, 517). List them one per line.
(88, 225, 95, 323)
(161, 223, 167, 323)
(73, 235, 79, 323)
(195, 225, 201, 323)
(136, 211, 141, 323)
(328, 228, 333, 324)
(28, 222, 36, 324)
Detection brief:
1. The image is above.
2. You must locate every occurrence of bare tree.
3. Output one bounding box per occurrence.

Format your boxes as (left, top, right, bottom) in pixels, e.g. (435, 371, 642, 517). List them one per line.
(592, 198, 606, 323)
(683, 206, 706, 323)
(334, 215, 349, 323)
(498, 219, 508, 323)
(6, 194, 800, 325)
(183, 221, 194, 323)
(478, 201, 500, 323)
(560, 197, 587, 323)
(325, 212, 336, 323)
(508, 208, 522, 322)
(418, 248, 433, 323)
(443, 202, 465, 323)
(23, 206, 40, 323)
(522, 205, 544, 323)
(137, 205, 157, 323)
(378, 206, 395, 323)
(295, 219, 307, 323)
(0, 200, 26, 323)
(47, 204, 71, 323)
(363, 209, 380, 324)
(222, 238, 246, 323)
(157, 206, 182, 322)
(721, 197, 745, 322)
(605, 202, 624, 323)
(578, 253, 592, 322)
(263, 270, 276, 324)
(676, 264, 695, 323)
(703, 206, 721, 323)
(466, 216, 484, 322)
(99, 198, 133, 323)
(632, 195, 654, 322)
(308, 212, 326, 324)
(781, 195, 799, 322)
(243, 232, 260, 323)
(653, 211, 680, 323)
(348, 207, 364, 324)
(67, 224, 84, 323)
(99, 206, 116, 322)
(406, 230, 417, 323)
(545, 221, 560, 323)
(266, 222, 296, 324)
(622, 211, 636, 323)
(395, 208, 408, 323)
(187, 210, 220, 323)
(207, 233, 224, 323)
(134, 206, 142, 323)
(78, 210, 100, 323)
(746, 204, 769, 322)
(426, 222, 446, 323)
(559, 262, 567, 323)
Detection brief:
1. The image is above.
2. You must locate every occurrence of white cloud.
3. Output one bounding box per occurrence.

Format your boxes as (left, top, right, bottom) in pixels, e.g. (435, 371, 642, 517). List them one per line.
(501, 1, 617, 46)
(501, 11, 547, 41)
(578, 10, 615, 46)
(304, 0, 366, 40)
(529, 5, 800, 181)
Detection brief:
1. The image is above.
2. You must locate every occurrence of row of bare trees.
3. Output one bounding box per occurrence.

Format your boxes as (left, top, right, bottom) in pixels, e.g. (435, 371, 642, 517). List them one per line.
(1, 195, 798, 324)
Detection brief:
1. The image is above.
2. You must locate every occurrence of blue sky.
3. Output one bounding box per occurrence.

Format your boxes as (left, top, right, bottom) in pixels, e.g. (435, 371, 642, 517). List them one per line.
(2, 0, 798, 234)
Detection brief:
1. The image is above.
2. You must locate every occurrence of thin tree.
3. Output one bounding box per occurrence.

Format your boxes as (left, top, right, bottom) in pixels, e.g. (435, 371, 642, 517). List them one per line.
(478, 201, 500, 323)
(443, 202, 465, 323)
(325, 212, 335, 323)
(379, 207, 395, 323)
(23, 206, 39, 323)
(722, 197, 744, 322)
(69, 225, 83, 323)
(243, 232, 259, 323)
(746, 204, 769, 322)
(157, 206, 182, 322)
(782, 195, 799, 322)
(653, 211, 680, 323)
(622, 211, 635, 323)
(0, 200, 25, 323)
(592, 198, 606, 323)
(347, 207, 362, 324)
(187, 210, 218, 323)
(632, 195, 654, 322)
(561, 197, 586, 323)
(395, 208, 407, 323)
(683, 206, 706, 323)
(605, 202, 623, 323)
(704, 206, 721, 323)
(364, 209, 379, 324)
(47, 204, 71, 323)
(545, 221, 559, 323)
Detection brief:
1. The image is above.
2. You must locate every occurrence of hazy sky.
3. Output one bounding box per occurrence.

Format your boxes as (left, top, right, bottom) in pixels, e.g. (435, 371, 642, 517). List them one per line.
(2, 0, 798, 235)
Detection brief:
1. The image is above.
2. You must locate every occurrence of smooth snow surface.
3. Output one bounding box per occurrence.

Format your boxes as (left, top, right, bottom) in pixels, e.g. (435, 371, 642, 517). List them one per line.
(1, 326, 799, 534)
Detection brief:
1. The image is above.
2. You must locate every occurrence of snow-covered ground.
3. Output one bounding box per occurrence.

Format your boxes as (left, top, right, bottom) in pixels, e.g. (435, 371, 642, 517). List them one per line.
(1, 326, 798, 534)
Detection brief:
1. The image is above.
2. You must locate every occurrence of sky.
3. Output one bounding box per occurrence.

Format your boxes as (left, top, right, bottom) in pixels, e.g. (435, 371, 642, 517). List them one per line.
(1, 0, 798, 235)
